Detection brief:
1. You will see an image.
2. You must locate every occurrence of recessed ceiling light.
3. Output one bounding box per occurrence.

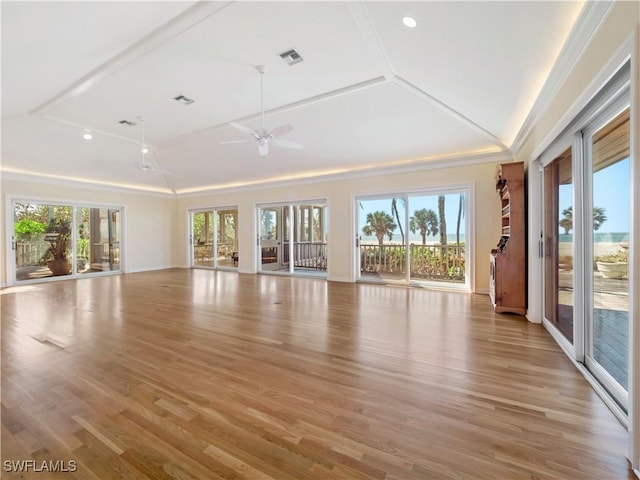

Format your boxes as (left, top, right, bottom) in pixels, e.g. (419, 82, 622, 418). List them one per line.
(83, 129, 93, 140)
(402, 16, 417, 28)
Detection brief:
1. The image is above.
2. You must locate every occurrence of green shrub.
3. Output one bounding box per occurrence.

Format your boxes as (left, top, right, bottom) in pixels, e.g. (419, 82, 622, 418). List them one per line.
(15, 219, 46, 240)
(77, 238, 90, 259)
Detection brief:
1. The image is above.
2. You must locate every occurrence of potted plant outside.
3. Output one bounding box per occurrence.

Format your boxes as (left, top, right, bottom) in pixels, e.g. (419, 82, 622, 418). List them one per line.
(596, 246, 628, 279)
(45, 218, 72, 275)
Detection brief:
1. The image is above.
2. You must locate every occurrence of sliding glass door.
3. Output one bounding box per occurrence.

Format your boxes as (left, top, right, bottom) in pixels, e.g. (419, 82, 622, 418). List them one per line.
(409, 193, 466, 285)
(216, 209, 238, 268)
(292, 204, 327, 274)
(541, 90, 630, 410)
(258, 207, 283, 272)
(356, 188, 470, 289)
(77, 207, 121, 274)
(190, 207, 238, 270)
(357, 196, 405, 282)
(585, 107, 630, 405)
(257, 202, 328, 277)
(11, 201, 122, 283)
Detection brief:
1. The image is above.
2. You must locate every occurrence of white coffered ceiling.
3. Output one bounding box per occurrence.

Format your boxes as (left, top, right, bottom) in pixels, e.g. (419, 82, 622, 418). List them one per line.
(1, 1, 585, 194)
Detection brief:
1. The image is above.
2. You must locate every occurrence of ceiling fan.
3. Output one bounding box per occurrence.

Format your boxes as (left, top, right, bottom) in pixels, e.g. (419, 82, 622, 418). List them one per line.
(222, 65, 303, 156)
(137, 117, 171, 175)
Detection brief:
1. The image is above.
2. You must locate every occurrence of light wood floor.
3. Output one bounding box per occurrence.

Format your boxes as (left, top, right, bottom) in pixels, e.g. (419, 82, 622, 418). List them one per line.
(1, 269, 633, 479)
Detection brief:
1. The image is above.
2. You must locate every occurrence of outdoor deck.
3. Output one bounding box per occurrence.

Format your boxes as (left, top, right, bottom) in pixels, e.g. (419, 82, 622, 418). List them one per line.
(558, 270, 629, 388)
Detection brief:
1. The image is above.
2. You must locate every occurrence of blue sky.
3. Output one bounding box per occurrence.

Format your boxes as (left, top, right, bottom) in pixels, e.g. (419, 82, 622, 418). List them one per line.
(558, 157, 629, 233)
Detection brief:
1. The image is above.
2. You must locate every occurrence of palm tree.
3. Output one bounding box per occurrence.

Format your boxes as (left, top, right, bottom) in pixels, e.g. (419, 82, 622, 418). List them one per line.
(391, 198, 405, 244)
(409, 209, 438, 245)
(559, 207, 573, 234)
(456, 194, 465, 255)
(362, 211, 396, 246)
(559, 206, 607, 233)
(593, 206, 607, 231)
(438, 195, 447, 245)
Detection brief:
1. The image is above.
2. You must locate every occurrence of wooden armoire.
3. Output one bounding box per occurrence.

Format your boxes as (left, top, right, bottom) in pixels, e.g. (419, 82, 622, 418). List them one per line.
(490, 162, 527, 315)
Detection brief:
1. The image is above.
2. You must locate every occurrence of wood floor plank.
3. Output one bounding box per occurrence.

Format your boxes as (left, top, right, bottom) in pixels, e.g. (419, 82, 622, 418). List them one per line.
(1, 269, 634, 479)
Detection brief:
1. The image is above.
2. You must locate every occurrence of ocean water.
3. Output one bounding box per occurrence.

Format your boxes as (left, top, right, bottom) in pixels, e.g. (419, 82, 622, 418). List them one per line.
(560, 232, 629, 243)
(361, 232, 629, 244)
(361, 233, 465, 244)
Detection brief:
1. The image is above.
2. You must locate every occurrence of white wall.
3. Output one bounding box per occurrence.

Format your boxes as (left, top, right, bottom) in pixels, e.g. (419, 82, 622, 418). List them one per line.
(1, 176, 178, 286)
(176, 160, 504, 291)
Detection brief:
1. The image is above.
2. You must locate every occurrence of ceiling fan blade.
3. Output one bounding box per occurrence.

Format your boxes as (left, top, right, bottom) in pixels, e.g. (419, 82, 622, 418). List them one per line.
(221, 139, 250, 145)
(269, 124, 294, 138)
(272, 138, 303, 150)
(138, 162, 172, 175)
(229, 122, 256, 136)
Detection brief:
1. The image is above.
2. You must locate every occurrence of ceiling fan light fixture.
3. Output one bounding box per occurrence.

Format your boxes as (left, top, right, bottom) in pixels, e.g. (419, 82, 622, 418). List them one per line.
(82, 129, 93, 140)
(222, 64, 303, 155)
(258, 138, 269, 156)
(402, 16, 417, 28)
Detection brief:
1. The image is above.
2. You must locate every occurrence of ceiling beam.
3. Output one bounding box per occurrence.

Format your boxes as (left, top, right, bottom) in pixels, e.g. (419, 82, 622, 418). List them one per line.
(393, 76, 510, 152)
(31, 1, 234, 116)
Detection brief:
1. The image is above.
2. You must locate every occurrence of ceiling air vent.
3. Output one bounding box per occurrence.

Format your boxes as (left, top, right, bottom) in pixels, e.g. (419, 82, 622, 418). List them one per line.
(174, 95, 194, 105)
(279, 48, 303, 66)
(118, 119, 137, 126)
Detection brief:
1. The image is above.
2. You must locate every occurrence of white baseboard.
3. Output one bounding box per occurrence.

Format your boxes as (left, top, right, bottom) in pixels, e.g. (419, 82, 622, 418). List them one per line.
(475, 287, 490, 295)
(327, 276, 353, 283)
(238, 268, 256, 274)
(526, 312, 541, 324)
(127, 265, 179, 273)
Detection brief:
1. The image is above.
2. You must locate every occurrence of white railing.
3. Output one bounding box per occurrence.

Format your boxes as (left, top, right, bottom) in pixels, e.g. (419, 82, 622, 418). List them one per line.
(360, 244, 465, 281)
